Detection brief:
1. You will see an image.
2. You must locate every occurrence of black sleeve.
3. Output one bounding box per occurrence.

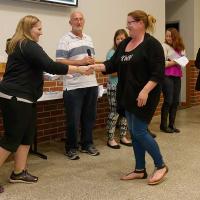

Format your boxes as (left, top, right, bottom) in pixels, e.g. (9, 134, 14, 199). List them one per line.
(103, 50, 118, 74)
(103, 38, 129, 74)
(195, 48, 200, 69)
(21, 40, 68, 75)
(146, 37, 165, 84)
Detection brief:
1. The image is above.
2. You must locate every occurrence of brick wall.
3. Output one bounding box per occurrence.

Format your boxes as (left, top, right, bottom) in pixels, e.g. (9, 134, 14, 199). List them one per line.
(0, 71, 110, 142)
(35, 72, 109, 142)
(0, 62, 200, 143)
(186, 60, 200, 106)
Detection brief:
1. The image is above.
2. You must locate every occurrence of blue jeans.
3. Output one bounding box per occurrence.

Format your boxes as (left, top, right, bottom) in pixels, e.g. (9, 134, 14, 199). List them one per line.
(126, 111, 164, 170)
(63, 86, 98, 151)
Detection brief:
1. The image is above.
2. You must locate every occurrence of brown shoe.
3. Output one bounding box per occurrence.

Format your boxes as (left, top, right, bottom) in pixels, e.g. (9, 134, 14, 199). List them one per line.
(0, 185, 4, 193)
(9, 170, 38, 184)
(148, 165, 168, 185)
(120, 169, 148, 180)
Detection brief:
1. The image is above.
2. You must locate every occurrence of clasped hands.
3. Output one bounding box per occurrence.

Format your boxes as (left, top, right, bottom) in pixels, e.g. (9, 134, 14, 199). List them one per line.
(78, 65, 97, 75)
(77, 56, 99, 75)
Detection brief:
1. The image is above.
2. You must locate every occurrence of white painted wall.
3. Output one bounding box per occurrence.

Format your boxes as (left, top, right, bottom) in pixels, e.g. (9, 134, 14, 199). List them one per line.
(166, 0, 194, 59)
(166, 0, 200, 102)
(0, 0, 165, 62)
(194, 0, 200, 56)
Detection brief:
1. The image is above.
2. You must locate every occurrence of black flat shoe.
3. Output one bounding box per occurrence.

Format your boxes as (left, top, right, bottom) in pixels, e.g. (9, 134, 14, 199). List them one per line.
(107, 142, 120, 149)
(120, 140, 132, 147)
(169, 126, 180, 133)
(160, 126, 174, 133)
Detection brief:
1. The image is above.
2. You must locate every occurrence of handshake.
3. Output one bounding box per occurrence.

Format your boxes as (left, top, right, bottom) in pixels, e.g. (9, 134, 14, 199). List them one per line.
(76, 64, 104, 75)
(71, 54, 106, 75)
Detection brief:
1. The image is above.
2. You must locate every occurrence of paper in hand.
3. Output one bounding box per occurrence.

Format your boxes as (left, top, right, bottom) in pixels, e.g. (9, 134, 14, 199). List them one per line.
(174, 56, 189, 67)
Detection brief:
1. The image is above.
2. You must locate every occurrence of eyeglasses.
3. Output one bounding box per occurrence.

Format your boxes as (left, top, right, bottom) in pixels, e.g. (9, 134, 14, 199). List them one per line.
(127, 20, 137, 26)
(71, 18, 84, 22)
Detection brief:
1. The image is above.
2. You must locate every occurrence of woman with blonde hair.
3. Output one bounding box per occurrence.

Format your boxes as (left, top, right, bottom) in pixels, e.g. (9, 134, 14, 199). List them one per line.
(0, 15, 90, 193)
(90, 10, 168, 185)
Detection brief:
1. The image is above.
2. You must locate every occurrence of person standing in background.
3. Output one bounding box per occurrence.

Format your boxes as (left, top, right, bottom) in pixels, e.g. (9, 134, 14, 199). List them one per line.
(89, 10, 168, 185)
(0, 15, 90, 193)
(106, 29, 132, 149)
(56, 11, 100, 160)
(194, 48, 200, 91)
(160, 28, 185, 133)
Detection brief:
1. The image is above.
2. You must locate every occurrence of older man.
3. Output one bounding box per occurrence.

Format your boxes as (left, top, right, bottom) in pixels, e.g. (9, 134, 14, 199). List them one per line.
(56, 11, 99, 160)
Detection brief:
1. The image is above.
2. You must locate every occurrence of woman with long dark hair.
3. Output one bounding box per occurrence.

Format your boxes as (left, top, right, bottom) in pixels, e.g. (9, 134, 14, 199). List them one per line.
(160, 28, 185, 133)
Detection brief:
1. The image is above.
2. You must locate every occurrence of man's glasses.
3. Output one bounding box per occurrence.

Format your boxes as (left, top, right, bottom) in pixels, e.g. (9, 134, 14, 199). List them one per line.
(72, 18, 84, 22)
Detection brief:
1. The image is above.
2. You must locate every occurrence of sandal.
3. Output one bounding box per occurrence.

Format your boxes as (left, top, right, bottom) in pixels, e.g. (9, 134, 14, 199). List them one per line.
(120, 169, 148, 180)
(148, 165, 168, 185)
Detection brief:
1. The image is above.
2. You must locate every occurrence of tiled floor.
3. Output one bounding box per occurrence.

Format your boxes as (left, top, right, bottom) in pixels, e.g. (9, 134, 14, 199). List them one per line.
(0, 105, 200, 200)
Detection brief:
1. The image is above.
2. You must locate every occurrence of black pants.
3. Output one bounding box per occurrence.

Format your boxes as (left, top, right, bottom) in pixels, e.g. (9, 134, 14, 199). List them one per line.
(160, 76, 181, 128)
(63, 86, 98, 151)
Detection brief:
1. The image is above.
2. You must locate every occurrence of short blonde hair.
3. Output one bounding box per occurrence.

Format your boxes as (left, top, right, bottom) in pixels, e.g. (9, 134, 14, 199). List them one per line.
(7, 15, 40, 54)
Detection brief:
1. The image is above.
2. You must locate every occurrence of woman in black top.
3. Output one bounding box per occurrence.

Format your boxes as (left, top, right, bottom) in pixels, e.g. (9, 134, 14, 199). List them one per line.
(0, 15, 90, 193)
(90, 10, 168, 185)
(195, 48, 200, 90)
